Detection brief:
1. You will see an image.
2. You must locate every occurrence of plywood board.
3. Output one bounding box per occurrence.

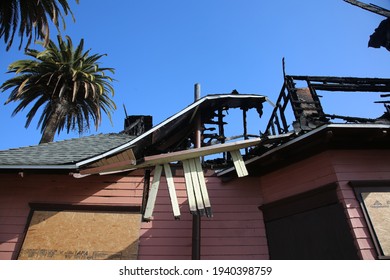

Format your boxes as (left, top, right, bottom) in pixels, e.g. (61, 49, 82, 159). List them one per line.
(362, 192, 390, 256)
(18, 210, 141, 260)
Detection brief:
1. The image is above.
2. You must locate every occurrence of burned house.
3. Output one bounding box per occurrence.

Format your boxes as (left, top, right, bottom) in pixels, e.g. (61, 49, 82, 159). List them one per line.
(0, 75, 390, 260)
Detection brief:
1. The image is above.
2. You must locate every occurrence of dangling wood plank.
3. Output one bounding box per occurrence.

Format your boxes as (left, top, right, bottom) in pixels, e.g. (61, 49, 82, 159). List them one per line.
(230, 150, 248, 177)
(182, 160, 197, 214)
(143, 164, 163, 221)
(193, 158, 213, 217)
(163, 163, 181, 219)
(188, 158, 206, 216)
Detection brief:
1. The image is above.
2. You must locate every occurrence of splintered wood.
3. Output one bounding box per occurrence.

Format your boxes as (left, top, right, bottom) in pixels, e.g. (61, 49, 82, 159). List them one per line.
(143, 151, 249, 219)
(18, 210, 141, 260)
(183, 158, 212, 217)
(143, 164, 181, 221)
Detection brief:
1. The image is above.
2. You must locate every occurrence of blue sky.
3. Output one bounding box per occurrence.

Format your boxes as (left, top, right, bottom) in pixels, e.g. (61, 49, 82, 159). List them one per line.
(1, 0, 390, 150)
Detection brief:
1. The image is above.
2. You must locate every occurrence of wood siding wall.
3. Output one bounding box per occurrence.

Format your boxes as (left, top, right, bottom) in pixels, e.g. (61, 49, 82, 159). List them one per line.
(0, 173, 144, 260)
(2, 149, 387, 260)
(330, 150, 390, 260)
(259, 152, 338, 205)
(139, 175, 267, 260)
(258, 150, 390, 260)
(0, 171, 267, 260)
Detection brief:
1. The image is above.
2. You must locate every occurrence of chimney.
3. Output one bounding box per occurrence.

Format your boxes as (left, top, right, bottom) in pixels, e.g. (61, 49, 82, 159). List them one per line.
(123, 115, 153, 136)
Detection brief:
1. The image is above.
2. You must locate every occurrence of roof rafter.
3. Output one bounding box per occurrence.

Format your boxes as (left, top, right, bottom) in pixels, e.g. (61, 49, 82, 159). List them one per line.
(344, 0, 390, 17)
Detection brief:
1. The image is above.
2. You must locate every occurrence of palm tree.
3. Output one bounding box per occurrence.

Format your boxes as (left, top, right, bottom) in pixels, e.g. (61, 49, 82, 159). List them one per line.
(0, 35, 116, 144)
(0, 0, 79, 51)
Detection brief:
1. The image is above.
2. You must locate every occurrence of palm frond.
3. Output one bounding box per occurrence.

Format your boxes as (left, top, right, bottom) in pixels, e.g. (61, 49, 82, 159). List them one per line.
(1, 35, 116, 143)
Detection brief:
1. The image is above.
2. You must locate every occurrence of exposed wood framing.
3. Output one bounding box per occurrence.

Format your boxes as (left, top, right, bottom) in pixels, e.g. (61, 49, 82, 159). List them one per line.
(265, 75, 390, 136)
(80, 137, 262, 175)
(80, 138, 262, 175)
(344, 0, 390, 18)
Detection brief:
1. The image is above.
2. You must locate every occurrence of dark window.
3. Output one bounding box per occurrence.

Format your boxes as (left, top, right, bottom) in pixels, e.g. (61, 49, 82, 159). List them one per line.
(261, 184, 359, 260)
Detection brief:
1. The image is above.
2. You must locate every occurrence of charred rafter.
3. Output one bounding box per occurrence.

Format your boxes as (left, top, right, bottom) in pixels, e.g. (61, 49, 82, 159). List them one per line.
(265, 75, 390, 136)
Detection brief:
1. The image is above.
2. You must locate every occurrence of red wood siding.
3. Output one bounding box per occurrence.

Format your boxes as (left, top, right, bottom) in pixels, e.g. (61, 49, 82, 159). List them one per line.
(0, 173, 144, 260)
(331, 150, 390, 260)
(258, 149, 390, 260)
(0, 171, 267, 260)
(259, 152, 338, 204)
(2, 149, 385, 260)
(138, 176, 268, 260)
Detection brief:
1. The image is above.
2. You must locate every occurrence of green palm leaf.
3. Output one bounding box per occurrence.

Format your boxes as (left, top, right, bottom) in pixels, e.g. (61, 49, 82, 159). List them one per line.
(1, 35, 116, 144)
(0, 0, 79, 51)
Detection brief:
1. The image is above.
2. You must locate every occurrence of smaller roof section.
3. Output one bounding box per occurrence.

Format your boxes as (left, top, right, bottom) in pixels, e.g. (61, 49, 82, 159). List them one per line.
(0, 133, 135, 170)
(0, 93, 268, 172)
(77, 93, 269, 168)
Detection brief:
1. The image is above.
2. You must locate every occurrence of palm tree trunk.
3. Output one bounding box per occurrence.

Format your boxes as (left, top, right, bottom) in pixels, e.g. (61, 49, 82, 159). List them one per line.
(39, 102, 63, 144)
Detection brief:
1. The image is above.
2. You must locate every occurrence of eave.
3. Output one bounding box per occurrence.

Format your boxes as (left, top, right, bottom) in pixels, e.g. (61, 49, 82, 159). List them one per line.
(77, 94, 268, 168)
(218, 123, 390, 178)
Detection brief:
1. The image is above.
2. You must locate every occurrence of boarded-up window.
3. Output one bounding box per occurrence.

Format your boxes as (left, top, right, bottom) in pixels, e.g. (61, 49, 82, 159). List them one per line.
(18, 209, 141, 260)
(351, 181, 390, 259)
(361, 192, 390, 256)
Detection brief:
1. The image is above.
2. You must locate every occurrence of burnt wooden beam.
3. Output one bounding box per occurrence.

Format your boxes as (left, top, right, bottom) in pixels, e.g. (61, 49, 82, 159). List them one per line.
(311, 84, 390, 92)
(344, 0, 390, 18)
(288, 75, 390, 84)
(286, 75, 390, 92)
(80, 137, 263, 175)
(325, 114, 377, 123)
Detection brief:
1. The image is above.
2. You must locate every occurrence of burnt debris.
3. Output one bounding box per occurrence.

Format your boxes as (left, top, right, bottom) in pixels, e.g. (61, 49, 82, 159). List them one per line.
(265, 75, 390, 136)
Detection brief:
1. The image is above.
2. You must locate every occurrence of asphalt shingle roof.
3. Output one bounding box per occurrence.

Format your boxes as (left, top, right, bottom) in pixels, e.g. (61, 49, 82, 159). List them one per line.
(0, 133, 135, 167)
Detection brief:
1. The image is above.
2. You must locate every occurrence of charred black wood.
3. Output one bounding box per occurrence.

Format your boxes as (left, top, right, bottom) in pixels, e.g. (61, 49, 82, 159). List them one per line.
(344, 0, 390, 18)
(325, 114, 378, 123)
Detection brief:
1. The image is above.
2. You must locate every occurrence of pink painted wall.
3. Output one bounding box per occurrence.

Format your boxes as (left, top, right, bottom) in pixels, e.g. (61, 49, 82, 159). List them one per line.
(258, 149, 390, 260)
(139, 175, 267, 260)
(2, 149, 388, 260)
(330, 150, 390, 260)
(0, 171, 267, 260)
(259, 152, 338, 204)
(0, 173, 144, 260)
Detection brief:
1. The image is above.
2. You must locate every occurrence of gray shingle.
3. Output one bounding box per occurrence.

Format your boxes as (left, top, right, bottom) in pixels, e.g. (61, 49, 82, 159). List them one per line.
(0, 133, 135, 166)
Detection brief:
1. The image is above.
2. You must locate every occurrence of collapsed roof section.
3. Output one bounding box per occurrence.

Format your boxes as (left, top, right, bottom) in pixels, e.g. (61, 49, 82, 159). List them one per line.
(265, 75, 390, 137)
(141, 93, 266, 156)
(218, 75, 390, 178)
(81, 75, 390, 175)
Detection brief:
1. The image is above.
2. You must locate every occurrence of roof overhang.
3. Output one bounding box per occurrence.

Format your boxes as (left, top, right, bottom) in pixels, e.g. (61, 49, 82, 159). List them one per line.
(80, 137, 264, 175)
(77, 94, 268, 169)
(0, 164, 78, 170)
(218, 123, 390, 177)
